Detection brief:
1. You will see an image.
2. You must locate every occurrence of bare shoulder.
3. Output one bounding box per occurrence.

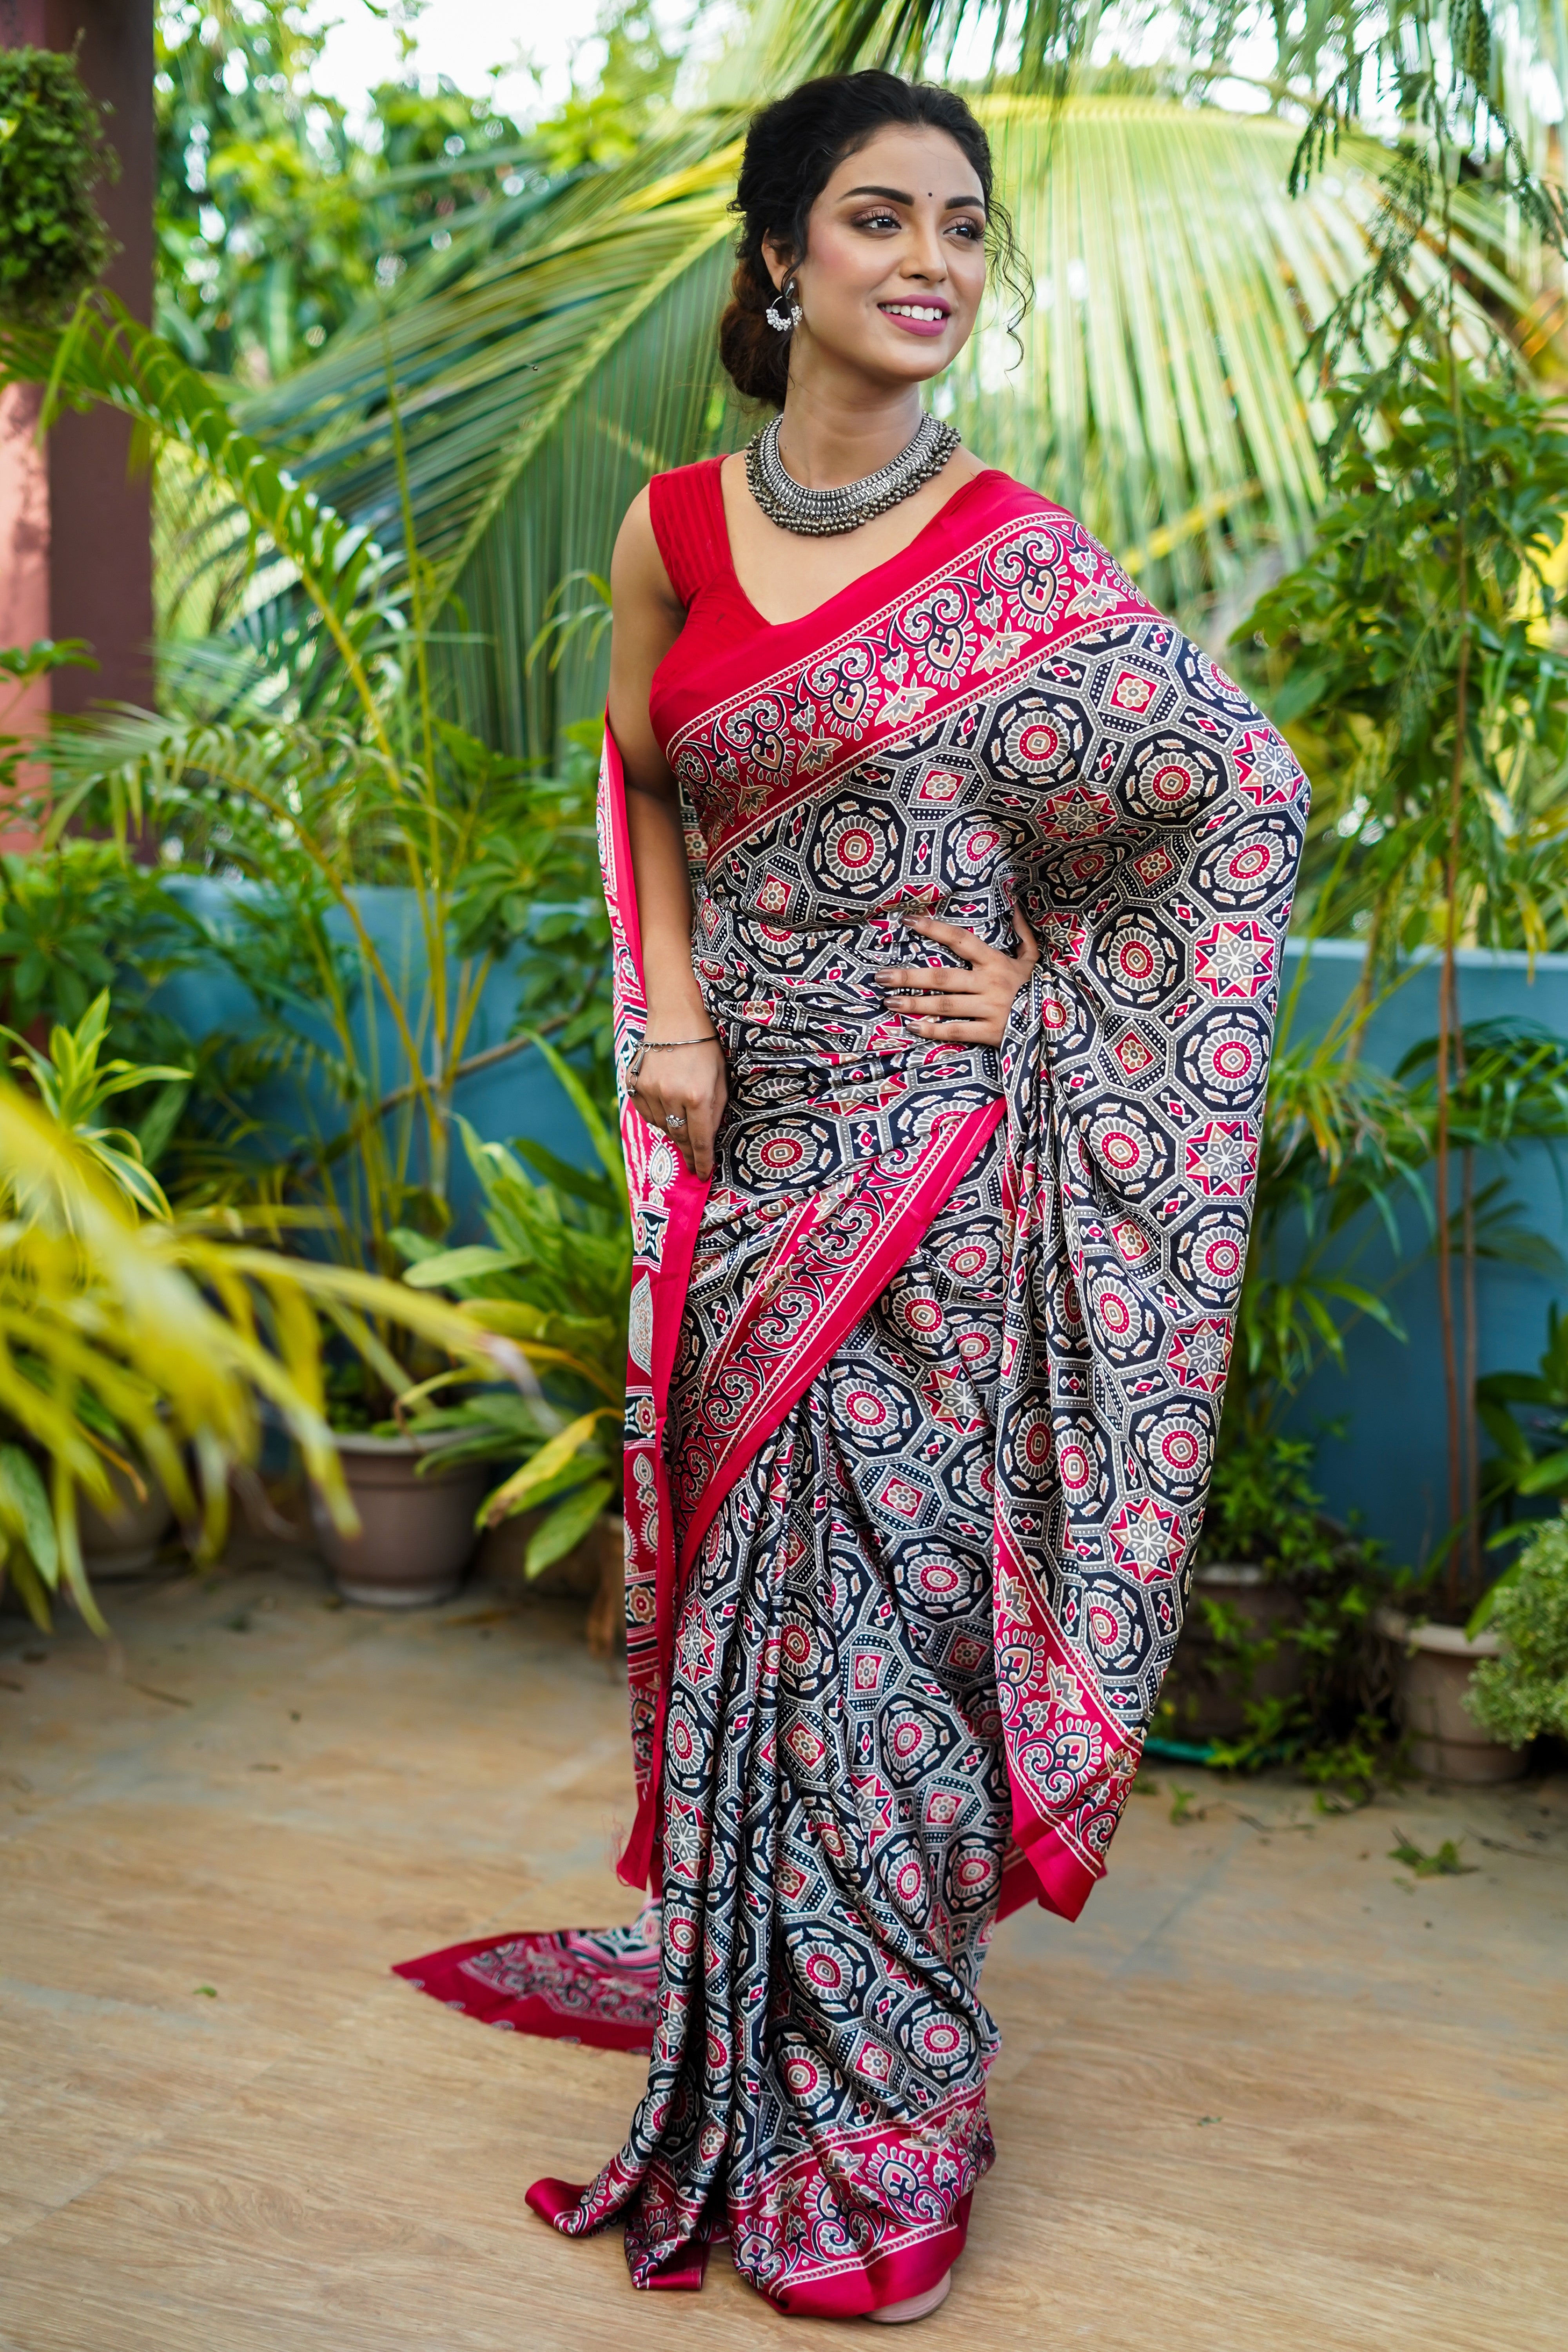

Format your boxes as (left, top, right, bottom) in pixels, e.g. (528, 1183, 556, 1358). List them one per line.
(945, 445, 993, 490)
(612, 486, 681, 616)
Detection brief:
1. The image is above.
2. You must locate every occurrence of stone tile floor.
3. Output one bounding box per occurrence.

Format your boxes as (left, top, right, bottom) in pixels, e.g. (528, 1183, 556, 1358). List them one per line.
(1, 1538, 1564, 2350)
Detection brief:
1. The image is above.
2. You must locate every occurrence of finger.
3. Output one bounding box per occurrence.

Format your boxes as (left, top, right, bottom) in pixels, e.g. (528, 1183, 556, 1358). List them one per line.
(887, 990, 985, 1015)
(686, 1103, 721, 1180)
(874, 962, 979, 988)
(878, 964, 982, 988)
(907, 915, 987, 957)
(907, 1016, 996, 1042)
(653, 1080, 726, 1171)
(636, 1095, 685, 1145)
(1011, 901, 1040, 955)
(885, 969, 988, 997)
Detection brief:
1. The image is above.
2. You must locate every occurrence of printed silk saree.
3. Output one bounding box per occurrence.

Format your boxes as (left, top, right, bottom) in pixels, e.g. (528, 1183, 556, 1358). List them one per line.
(396, 461, 1307, 2315)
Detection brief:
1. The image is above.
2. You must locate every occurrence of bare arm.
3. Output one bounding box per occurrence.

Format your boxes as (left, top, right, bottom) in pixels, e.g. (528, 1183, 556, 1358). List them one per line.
(607, 489, 727, 1178)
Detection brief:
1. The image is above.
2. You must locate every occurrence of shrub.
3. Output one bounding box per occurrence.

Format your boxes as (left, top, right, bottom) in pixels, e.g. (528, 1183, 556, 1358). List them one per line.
(1466, 1516, 1568, 1748)
(1174, 1428, 1394, 1797)
(0, 47, 114, 326)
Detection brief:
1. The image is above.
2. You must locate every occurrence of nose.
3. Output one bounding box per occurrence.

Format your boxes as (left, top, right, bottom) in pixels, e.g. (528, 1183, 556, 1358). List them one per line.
(903, 214, 949, 284)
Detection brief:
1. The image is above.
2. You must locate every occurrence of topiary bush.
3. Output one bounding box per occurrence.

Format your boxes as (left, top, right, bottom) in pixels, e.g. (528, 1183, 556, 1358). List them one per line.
(0, 45, 114, 327)
(1466, 1515, 1568, 1748)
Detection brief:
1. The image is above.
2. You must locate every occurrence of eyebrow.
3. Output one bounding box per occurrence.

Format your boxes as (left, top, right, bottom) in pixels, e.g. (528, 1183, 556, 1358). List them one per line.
(840, 183, 986, 211)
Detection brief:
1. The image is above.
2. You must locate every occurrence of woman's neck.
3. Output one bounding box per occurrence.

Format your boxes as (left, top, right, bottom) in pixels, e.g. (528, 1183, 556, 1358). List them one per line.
(773, 375, 927, 490)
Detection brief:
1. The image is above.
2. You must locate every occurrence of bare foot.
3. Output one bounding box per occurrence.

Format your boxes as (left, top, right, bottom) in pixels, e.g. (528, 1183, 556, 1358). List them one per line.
(868, 2270, 951, 2323)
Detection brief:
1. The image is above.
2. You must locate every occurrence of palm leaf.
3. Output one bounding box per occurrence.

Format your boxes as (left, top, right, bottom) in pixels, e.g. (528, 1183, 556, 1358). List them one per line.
(480, 1404, 617, 1525)
(945, 102, 1520, 606)
(143, 94, 1527, 764)
(5, 83, 1536, 759)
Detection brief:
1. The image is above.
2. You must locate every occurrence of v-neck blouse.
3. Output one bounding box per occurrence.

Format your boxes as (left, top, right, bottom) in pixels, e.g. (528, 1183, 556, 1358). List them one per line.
(645, 454, 1033, 756)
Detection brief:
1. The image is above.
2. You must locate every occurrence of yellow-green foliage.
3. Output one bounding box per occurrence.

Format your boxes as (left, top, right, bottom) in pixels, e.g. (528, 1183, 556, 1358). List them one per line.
(0, 1082, 505, 1633)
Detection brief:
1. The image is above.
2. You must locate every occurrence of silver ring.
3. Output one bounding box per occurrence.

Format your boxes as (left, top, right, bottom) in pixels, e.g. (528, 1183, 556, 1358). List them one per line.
(665, 1111, 688, 1130)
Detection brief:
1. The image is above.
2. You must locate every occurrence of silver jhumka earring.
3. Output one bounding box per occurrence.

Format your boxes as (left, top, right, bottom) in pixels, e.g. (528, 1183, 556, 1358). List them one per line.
(765, 277, 802, 334)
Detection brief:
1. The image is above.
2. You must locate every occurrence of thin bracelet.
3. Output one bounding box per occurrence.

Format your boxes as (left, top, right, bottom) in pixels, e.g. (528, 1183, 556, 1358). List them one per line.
(628, 1034, 722, 1080)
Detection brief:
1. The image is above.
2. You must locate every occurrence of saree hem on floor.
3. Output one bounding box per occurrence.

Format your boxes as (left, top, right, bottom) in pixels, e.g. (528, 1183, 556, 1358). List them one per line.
(396, 461, 1306, 2311)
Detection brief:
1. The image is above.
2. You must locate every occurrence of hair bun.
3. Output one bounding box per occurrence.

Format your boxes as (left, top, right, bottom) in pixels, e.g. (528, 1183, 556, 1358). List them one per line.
(719, 260, 791, 408)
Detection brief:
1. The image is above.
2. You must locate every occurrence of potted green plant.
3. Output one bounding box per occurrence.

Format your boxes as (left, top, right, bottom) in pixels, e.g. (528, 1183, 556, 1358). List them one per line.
(1245, 356, 1568, 1740)
(1373, 1298, 1568, 1782)
(1161, 1433, 1312, 1747)
(0, 1068, 502, 1637)
(1371, 1609, 1519, 1783)
(394, 1040, 628, 1633)
(16, 310, 610, 1604)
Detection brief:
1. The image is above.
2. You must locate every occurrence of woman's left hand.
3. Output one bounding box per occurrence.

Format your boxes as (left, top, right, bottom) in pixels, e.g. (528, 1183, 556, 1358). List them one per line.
(875, 909, 1040, 1047)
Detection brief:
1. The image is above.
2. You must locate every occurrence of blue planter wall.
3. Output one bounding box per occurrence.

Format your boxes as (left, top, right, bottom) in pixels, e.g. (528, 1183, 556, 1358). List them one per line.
(152, 883, 1568, 1566)
(1280, 939, 1568, 1566)
(155, 880, 602, 1238)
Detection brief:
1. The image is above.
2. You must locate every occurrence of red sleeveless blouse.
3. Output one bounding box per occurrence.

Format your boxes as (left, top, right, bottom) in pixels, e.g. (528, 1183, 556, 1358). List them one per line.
(644, 454, 1024, 753)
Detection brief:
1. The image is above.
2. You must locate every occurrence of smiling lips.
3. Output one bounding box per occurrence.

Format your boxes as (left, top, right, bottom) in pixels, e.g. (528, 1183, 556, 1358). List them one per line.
(880, 299, 950, 339)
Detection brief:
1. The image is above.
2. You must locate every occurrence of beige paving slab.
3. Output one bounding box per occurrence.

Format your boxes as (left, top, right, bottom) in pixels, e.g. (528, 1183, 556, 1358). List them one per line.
(1, 1546, 1564, 2350)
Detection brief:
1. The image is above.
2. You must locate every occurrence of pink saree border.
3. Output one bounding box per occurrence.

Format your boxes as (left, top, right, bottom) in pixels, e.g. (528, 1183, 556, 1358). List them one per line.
(598, 727, 711, 1893)
(675, 1096, 1007, 1579)
(527, 2081, 987, 2314)
(390, 1935, 656, 2054)
(666, 485, 1158, 873)
(991, 1511, 1141, 1922)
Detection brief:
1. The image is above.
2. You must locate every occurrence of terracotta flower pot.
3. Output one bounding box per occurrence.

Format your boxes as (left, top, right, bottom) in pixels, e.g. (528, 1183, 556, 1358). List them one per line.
(584, 1513, 626, 1660)
(1160, 1563, 1301, 1743)
(1376, 1607, 1526, 1784)
(77, 1459, 176, 1579)
(315, 1434, 488, 1608)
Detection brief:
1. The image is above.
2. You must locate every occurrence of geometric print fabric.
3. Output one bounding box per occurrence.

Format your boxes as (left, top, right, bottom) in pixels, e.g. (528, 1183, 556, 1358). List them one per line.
(414, 470, 1307, 2314)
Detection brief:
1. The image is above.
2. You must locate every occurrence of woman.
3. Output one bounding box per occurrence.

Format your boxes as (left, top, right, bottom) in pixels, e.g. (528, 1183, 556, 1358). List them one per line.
(399, 68, 1306, 2322)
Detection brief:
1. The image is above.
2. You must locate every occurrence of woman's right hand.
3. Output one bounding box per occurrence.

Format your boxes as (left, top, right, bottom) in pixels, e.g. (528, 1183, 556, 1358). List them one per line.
(630, 1029, 728, 1180)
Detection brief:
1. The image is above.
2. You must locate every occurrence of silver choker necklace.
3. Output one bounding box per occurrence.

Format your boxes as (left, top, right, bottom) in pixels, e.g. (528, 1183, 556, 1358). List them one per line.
(745, 412, 961, 537)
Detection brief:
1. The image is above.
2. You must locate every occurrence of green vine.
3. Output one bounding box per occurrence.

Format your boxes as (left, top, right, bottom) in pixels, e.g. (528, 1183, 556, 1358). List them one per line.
(0, 46, 114, 327)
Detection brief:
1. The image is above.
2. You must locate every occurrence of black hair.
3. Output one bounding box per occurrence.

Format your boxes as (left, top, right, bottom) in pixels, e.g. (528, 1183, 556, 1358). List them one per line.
(719, 69, 1031, 408)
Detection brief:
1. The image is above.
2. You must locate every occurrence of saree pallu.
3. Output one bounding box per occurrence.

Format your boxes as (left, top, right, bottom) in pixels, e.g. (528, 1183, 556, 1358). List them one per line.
(397, 463, 1307, 2315)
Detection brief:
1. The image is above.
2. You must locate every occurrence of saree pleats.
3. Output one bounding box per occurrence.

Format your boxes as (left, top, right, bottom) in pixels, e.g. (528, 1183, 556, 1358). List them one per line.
(530, 1143, 1014, 2311)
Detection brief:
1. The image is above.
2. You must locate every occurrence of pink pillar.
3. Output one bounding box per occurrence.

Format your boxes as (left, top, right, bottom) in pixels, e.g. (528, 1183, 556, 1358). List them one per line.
(0, 381, 50, 847)
(0, 3, 51, 841)
(43, 0, 156, 722)
(0, 0, 154, 834)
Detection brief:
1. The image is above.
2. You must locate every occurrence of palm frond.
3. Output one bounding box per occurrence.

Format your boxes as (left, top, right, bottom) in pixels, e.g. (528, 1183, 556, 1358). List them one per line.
(9, 93, 1533, 760)
(374, 94, 1520, 742)
(947, 101, 1518, 607)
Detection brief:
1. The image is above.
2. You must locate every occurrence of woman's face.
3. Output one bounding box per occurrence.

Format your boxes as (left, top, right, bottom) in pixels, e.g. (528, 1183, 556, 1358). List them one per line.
(764, 123, 988, 390)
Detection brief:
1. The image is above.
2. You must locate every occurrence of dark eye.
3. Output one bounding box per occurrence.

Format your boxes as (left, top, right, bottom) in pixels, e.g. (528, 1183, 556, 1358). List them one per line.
(853, 208, 902, 232)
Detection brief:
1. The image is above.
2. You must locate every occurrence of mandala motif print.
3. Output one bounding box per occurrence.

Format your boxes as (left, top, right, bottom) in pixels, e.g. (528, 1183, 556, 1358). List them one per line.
(637, 481, 1308, 1920)
(394, 469, 1307, 2316)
